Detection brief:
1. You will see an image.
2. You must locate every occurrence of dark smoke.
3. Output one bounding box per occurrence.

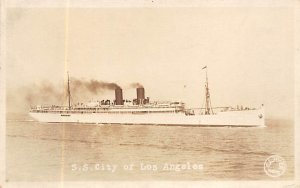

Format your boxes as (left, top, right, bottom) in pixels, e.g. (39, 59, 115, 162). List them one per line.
(7, 78, 143, 113)
(130, 82, 143, 88)
(71, 78, 121, 94)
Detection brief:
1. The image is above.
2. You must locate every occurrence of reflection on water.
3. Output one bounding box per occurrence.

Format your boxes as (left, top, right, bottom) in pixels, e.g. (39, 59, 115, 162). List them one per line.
(6, 113, 294, 181)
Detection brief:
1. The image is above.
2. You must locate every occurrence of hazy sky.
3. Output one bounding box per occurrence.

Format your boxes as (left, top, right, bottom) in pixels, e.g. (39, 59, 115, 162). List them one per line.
(6, 7, 294, 119)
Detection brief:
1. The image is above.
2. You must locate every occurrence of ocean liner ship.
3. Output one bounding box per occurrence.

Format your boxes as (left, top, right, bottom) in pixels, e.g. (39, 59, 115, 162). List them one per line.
(29, 68, 265, 127)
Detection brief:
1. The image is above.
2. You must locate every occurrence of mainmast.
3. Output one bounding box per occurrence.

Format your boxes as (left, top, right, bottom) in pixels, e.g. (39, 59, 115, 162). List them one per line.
(67, 72, 71, 110)
(202, 66, 214, 115)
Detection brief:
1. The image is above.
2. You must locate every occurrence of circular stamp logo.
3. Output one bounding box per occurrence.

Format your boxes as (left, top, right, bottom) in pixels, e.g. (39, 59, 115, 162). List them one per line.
(264, 155, 287, 178)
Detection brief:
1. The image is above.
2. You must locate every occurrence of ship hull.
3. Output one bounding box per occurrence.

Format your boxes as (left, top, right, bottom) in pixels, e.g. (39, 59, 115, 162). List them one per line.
(29, 108, 265, 127)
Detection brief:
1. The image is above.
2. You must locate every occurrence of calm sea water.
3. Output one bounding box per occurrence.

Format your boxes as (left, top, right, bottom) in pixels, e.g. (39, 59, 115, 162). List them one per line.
(6, 113, 294, 181)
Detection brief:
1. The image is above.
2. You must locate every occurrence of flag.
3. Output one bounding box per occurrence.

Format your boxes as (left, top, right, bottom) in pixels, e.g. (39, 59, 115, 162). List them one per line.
(202, 66, 207, 70)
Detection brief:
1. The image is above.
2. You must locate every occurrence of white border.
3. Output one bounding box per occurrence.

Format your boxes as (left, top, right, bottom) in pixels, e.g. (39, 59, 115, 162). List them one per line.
(0, 0, 7, 186)
(4, 0, 297, 8)
(0, 0, 299, 187)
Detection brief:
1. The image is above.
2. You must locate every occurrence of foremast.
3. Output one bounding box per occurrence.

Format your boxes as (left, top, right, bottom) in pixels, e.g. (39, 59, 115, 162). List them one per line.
(202, 66, 214, 115)
(67, 72, 71, 110)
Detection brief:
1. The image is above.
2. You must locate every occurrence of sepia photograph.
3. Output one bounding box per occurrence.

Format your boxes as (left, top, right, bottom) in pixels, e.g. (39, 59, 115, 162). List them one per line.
(0, 0, 299, 187)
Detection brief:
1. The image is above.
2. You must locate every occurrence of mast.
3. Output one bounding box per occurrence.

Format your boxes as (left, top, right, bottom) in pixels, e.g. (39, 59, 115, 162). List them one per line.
(67, 72, 71, 110)
(203, 66, 214, 115)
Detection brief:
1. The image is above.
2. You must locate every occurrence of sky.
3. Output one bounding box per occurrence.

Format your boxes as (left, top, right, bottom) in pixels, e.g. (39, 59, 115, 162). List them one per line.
(5, 7, 294, 119)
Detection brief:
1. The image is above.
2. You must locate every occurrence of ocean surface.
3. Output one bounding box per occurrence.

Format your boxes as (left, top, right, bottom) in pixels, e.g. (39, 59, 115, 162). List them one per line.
(6, 113, 294, 181)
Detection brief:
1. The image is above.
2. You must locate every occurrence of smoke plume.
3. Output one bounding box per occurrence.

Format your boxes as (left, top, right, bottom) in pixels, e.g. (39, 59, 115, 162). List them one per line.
(130, 82, 143, 88)
(7, 78, 144, 113)
(71, 78, 121, 94)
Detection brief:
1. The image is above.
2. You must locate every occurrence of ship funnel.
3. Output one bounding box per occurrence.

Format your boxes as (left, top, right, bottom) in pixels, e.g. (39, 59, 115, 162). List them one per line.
(137, 87, 145, 105)
(115, 88, 123, 105)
